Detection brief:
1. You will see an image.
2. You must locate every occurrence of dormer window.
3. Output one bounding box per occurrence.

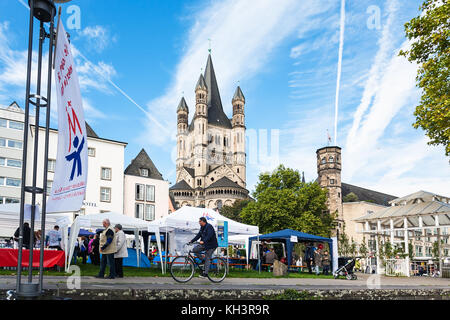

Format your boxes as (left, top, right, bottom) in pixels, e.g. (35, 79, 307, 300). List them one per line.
(141, 168, 149, 177)
(329, 156, 334, 162)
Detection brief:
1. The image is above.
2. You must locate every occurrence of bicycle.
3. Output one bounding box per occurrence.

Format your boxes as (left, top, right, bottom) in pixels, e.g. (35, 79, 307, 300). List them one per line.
(170, 243, 228, 283)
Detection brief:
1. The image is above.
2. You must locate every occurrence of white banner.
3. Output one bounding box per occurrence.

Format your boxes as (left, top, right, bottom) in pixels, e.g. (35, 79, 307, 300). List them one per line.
(47, 19, 88, 213)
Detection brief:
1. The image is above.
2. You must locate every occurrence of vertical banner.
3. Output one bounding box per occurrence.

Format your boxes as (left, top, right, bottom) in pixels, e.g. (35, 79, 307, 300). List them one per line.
(47, 19, 87, 213)
(217, 220, 228, 248)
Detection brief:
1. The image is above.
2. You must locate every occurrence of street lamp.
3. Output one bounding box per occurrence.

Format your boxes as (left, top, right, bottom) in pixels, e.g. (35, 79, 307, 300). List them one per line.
(15, 0, 56, 299)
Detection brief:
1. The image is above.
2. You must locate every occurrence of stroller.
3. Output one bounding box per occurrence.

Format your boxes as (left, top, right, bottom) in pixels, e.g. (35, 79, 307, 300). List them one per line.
(333, 258, 357, 280)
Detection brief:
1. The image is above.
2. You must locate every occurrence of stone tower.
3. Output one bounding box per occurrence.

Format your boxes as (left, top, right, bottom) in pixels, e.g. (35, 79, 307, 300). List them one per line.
(170, 54, 249, 210)
(316, 146, 343, 233)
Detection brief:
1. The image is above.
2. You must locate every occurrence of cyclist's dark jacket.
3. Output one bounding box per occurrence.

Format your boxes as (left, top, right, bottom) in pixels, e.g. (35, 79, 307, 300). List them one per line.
(191, 222, 218, 250)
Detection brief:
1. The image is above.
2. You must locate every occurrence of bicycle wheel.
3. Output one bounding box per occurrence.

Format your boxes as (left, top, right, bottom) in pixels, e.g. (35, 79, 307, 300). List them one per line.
(207, 257, 228, 283)
(170, 256, 195, 283)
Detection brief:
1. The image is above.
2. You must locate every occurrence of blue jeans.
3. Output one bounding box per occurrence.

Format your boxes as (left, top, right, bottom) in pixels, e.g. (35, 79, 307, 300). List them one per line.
(98, 253, 116, 278)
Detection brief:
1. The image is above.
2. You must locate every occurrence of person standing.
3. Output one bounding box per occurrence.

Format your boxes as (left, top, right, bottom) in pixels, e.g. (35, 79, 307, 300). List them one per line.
(14, 223, 31, 249)
(322, 250, 331, 275)
(114, 224, 128, 278)
(46, 225, 62, 250)
(188, 217, 218, 278)
(96, 219, 117, 279)
(264, 247, 278, 265)
(314, 247, 322, 275)
(92, 233, 101, 265)
(79, 236, 89, 264)
(304, 243, 314, 274)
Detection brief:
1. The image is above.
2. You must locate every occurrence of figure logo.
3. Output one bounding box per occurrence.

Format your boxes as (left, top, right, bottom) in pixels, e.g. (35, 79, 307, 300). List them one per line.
(66, 135, 85, 181)
(203, 212, 214, 221)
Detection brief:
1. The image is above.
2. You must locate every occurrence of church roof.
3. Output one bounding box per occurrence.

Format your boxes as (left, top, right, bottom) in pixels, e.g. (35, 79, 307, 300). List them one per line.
(232, 86, 245, 102)
(177, 97, 189, 113)
(196, 74, 207, 90)
(203, 54, 232, 129)
(207, 176, 245, 190)
(342, 183, 397, 206)
(170, 179, 193, 191)
(183, 167, 195, 178)
(124, 148, 164, 180)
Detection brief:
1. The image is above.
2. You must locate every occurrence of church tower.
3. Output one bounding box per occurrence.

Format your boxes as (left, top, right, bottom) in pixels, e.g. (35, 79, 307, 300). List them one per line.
(316, 146, 343, 234)
(176, 97, 189, 171)
(232, 86, 246, 185)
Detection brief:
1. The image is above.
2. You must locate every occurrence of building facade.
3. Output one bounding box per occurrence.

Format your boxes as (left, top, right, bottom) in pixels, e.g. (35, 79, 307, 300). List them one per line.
(123, 149, 169, 221)
(170, 54, 249, 210)
(0, 102, 35, 205)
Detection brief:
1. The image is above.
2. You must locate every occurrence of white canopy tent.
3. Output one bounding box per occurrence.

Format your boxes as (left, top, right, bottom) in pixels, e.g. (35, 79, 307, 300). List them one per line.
(228, 234, 259, 266)
(148, 206, 259, 270)
(68, 212, 163, 272)
(0, 203, 71, 269)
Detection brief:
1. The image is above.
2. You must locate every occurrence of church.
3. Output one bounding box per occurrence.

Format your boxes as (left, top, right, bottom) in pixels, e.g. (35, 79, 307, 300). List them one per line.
(169, 54, 249, 210)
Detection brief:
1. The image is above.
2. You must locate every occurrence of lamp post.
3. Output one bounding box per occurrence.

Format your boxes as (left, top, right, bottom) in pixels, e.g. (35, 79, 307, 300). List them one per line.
(15, 0, 56, 299)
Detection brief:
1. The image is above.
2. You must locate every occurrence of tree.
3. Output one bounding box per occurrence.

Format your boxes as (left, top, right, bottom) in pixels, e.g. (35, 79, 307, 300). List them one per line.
(359, 237, 368, 259)
(240, 165, 336, 237)
(399, 0, 450, 155)
(220, 199, 250, 223)
(343, 192, 359, 203)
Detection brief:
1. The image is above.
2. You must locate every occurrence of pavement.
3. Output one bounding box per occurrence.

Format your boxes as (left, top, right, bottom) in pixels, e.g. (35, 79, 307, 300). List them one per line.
(1, 273, 449, 291)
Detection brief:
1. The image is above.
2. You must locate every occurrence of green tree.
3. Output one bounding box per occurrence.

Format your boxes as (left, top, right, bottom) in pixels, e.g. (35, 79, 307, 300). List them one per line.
(359, 237, 368, 259)
(240, 165, 336, 237)
(399, 0, 450, 155)
(220, 199, 250, 223)
(343, 192, 359, 203)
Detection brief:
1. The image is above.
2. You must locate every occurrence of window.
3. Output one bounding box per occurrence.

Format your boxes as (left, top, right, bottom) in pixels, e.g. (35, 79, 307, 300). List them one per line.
(330, 179, 335, 184)
(140, 168, 149, 177)
(0, 158, 4, 166)
(101, 167, 111, 180)
(8, 140, 22, 149)
(145, 204, 155, 221)
(216, 200, 223, 210)
(88, 147, 96, 157)
(135, 203, 144, 219)
(146, 185, 155, 202)
(7, 159, 21, 168)
(5, 198, 19, 204)
(0, 118, 6, 127)
(48, 159, 56, 172)
(0, 138, 5, 147)
(46, 181, 53, 194)
(329, 156, 334, 162)
(415, 246, 423, 257)
(321, 157, 326, 164)
(9, 120, 24, 130)
(100, 187, 111, 202)
(136, 184, 144, 201)
(0, 177, 4, 185)
(6, 178, 21, 187)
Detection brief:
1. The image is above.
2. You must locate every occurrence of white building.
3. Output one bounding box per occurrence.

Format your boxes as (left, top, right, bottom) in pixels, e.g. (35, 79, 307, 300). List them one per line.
(0, 102, 34, 205)
(123, 149, 169, 221)
(27, 122, 127, 220)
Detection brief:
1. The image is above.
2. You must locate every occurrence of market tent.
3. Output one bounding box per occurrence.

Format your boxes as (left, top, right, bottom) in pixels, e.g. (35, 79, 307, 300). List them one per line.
(68, 212, 162, 272)
(148, 206, 259, 257)
(248, 229, 334, 269)
(228, 234, 259, 266)
(67, 227, 94, 237)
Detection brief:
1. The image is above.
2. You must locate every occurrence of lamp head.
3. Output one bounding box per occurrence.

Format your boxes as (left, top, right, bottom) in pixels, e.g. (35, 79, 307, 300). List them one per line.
(28, 0, 56, 22)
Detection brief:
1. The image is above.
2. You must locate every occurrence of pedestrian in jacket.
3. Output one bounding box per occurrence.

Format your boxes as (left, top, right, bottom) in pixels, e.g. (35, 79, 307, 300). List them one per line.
(14, 223, 31, 249)
(188, 217, 218, 278)
(322, 250, 331, 275)
(114, 224, 128, 278)
(304, 243, 314, 274)
(96, 219, 117, 279)
(91, 233, 100, 265)
(314, 248, 322, 275)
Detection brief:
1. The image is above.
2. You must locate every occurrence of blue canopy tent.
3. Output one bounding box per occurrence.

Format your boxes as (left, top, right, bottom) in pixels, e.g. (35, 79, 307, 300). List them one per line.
(248, 229, 333, 269)
(68, 227, 95, 237)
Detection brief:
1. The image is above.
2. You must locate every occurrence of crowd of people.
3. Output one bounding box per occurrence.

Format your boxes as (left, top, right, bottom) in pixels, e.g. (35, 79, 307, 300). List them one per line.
(8, 223, 63, 250)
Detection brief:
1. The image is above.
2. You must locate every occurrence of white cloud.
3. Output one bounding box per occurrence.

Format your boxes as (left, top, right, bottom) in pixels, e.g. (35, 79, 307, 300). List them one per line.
(76, 25, 115, 53)
(143, 0, 335, 147)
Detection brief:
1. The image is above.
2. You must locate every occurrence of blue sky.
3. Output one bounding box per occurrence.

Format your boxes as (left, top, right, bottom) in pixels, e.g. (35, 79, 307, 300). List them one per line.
(0, 0, 449, 197)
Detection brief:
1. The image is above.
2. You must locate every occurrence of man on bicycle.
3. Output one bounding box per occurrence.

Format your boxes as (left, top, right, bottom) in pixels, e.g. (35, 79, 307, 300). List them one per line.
(188, 217, 218, 278)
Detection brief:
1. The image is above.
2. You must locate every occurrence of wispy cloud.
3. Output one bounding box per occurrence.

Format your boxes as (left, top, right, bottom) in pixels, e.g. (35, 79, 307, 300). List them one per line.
(76, 25, 116, 53)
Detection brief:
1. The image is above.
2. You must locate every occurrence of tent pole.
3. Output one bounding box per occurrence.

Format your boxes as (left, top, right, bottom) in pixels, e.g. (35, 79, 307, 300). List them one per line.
(258, 234, 260, 274)
(165, 231, 168, 274)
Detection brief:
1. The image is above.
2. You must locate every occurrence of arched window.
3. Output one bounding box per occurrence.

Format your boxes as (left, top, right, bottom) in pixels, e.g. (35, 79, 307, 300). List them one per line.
(321, 157, 326, 164)
(216, 200, 223, 210)
(329, 156, 334, 162)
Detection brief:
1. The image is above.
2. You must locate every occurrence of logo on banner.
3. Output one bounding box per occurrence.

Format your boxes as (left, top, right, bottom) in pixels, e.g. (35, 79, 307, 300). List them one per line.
(202, 212, 215, 222)
(65, 101, 85, 181)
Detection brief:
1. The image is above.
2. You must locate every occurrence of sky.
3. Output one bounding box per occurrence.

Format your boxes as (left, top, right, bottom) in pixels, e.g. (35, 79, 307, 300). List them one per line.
(0, 0, 449, 198)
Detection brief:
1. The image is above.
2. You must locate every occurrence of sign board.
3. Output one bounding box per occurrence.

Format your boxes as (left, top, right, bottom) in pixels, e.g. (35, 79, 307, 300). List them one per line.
(217, 220, 228, 248)
(290, 235, 298, 243)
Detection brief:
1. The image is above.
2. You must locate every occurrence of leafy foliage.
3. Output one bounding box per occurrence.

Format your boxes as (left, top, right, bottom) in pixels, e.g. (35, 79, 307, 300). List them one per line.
(343, 192, 359, 203)
(399, 0, 450, 155)
(240, 165, 336, 237)
(220, 199, 251, 223)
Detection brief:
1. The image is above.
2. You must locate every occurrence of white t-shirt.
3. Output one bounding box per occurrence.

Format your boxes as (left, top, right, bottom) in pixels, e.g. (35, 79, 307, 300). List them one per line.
(47, 229, 61, 247)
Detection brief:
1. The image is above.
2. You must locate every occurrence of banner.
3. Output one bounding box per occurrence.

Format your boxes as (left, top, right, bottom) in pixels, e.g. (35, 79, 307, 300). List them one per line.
(47, 19, 88, 213)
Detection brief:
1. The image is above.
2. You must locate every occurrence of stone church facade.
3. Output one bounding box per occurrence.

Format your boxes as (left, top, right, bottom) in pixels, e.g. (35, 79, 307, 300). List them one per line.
(170, 54, 249, 210)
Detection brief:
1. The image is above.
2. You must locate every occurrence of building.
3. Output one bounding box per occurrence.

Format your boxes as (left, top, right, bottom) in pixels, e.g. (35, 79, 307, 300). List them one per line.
(316, 145, 397, 239)
(27, 122, 127, 220)
(170, 54, 249, 210)
(123, 149, 169, 221)
(0, 102, 34, 205)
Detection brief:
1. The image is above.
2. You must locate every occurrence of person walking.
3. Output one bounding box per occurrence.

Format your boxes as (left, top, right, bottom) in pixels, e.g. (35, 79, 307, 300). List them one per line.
(114, 224, 128, 278)
(188, 217, 218, 278)
(314, 247, 322, 275)
(14, 223, 31, 249)
(322, 250, 331, 275)
(96, 219, 117, 279)
(46, 225, 62, 250)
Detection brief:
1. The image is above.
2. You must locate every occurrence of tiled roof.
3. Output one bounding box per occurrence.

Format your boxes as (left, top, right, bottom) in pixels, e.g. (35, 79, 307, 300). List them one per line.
(342, 182, 397, 206)
(207, 176, 245, 189)
(124, 148, 164, 180)
(169, 179, 193, 191)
